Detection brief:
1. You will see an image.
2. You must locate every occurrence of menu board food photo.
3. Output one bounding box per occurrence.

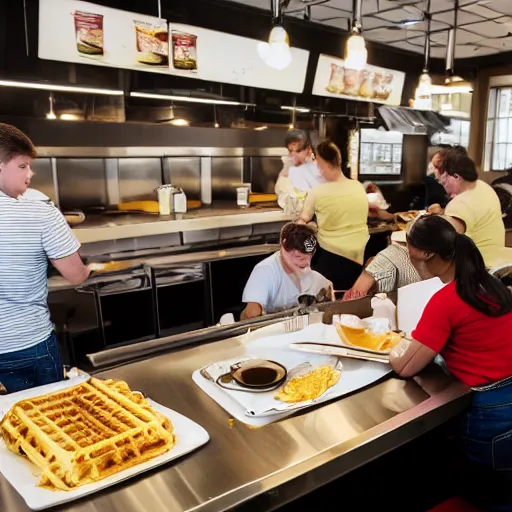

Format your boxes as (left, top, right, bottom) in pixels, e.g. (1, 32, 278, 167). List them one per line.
(40, 0, 171, 74)
(313, 54, 405, 106)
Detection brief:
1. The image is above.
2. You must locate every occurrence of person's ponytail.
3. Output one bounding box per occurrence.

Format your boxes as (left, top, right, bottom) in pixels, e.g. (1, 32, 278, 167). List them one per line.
(453, 233, 512, 316)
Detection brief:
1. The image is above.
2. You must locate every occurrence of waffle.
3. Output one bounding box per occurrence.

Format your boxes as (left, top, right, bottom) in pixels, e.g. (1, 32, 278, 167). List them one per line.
(0, 378, 175, 491)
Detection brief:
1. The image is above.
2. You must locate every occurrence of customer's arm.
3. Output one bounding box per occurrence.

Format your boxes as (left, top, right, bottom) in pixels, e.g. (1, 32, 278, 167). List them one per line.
(43, 205, 90, 285)
(390, 288, 448, 378)
(298, 191, 315, 224)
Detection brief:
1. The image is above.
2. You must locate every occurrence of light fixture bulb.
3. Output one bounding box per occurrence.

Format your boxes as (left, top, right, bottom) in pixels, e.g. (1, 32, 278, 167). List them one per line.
(258, 25, 292, 70)
(214, 122, 220, 128)
(170, 118, 189, 126)
(344, 32, 367, 71)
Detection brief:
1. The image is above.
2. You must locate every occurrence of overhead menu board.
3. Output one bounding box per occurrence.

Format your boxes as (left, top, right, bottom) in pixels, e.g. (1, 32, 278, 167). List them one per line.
(312, 54, 405, 106)
(38, 0, 310, 93)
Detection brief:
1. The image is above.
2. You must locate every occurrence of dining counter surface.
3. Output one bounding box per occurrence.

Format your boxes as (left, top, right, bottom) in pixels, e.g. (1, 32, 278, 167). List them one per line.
(0, 317, 470, 512)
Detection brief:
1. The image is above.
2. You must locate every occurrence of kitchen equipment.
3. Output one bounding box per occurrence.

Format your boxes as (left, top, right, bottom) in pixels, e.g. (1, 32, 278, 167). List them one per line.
(236, 184, 250, 208)
(156, 185, 187, 216)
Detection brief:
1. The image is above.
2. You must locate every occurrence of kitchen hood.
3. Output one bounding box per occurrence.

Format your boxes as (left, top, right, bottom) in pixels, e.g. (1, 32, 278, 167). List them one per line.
(378, 106, 451, 136)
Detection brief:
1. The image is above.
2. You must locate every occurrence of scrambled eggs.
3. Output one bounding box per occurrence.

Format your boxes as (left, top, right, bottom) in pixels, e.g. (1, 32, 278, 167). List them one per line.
(274, 365, 341, 403)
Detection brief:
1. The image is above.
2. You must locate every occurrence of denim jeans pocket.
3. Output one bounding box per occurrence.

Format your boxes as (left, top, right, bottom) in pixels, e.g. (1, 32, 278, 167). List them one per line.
(493, 429, 512, 471)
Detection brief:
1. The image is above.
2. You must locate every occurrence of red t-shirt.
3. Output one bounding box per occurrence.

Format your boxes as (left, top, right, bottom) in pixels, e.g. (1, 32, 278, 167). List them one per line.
(412, 281, 512, 387)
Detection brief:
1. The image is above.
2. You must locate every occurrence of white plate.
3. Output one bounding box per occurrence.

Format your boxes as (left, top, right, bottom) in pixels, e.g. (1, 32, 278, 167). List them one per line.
(0, 381, 209, 511)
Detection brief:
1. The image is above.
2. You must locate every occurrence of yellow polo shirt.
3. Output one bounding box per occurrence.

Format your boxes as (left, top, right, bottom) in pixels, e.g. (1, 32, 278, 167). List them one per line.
(445, 180, 505, 268)
(303, 178, 369, 264)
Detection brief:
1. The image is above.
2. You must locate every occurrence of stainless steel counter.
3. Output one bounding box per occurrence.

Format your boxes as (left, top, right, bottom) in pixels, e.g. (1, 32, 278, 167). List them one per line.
(72, 206, 293, 244)
(0, 320, 470, 512)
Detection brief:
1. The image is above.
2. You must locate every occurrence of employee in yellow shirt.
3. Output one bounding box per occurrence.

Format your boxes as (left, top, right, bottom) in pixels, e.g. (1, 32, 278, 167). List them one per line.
(298, 140, 369, 290)
(434, 149, 511, 268)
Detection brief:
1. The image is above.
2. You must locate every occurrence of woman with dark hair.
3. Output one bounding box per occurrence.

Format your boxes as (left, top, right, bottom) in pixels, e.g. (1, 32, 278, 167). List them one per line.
(390, 215, 512, 510)
(430, 150, 508, 268)
(298, 141, 369, 290)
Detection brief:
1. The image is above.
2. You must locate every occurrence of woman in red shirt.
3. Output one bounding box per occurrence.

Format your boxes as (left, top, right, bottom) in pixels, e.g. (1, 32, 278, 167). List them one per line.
(390, 215, 512, 511)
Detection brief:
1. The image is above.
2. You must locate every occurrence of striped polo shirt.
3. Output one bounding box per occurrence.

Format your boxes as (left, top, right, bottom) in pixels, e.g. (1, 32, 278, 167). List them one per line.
(0, 192, 80, 354)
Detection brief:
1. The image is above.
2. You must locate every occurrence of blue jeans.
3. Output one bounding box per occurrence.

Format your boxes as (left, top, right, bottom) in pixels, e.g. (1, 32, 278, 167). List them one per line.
(460, 377, 512, 511)
(0, 334, 64, 394)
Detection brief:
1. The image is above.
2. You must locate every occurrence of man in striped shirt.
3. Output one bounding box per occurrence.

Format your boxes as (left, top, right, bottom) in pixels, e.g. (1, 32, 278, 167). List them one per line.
(0, 124, 90, 393)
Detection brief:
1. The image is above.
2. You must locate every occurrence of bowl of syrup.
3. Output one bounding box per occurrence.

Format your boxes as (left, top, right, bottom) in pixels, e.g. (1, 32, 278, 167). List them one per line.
(230, 359, 287, 390)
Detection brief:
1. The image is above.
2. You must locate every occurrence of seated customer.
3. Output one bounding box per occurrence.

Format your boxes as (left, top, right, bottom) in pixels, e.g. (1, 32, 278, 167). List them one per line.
(390, 215, 512, 511)
(432, 149, 507, 268)
(342, 230, 421, 301)
(241, 223, 332, 319)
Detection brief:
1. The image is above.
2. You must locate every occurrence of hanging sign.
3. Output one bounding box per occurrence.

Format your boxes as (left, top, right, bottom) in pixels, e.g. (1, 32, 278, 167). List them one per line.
(312, 54, 405, 106)
(38, 0, 310, 93)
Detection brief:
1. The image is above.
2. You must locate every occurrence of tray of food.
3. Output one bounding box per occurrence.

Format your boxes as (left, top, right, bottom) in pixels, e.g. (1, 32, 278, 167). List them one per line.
(193, 323, 391, 426)
(0, 376, 209, 510)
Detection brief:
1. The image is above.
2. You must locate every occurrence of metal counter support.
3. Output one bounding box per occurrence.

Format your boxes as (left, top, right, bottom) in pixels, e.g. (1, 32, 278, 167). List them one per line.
(0, 319, 470, 512)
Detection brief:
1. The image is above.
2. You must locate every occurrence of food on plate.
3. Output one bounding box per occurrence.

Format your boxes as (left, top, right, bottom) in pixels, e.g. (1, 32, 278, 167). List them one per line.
(73, 11, 104, 56)
(117, 200, 160, 214)
(274, 365, 341, 403)
(0, 378, 175, 491)
(172, 31, 197, 70)
(88, 261, 135, 274)
(134, 21, 169, 66)
(335, 322, 401, 352)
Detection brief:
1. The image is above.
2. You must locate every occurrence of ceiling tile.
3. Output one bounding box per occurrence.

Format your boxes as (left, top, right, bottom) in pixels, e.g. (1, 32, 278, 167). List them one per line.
(464, 20, 512, 37)
(429, 0, 455, 14)
(325, 0, 354, 11)
(461, 4, 504, 19)
(478, 37, 512, 50)
(310, 5, 350, 20)
(361, 17, 397, 29)
(484, 0, 512, 16)
(388, 40, 425, 54)
(433, 10, 485, 26)
(364, 28, 404, 42)
(374, 7, 422, 22)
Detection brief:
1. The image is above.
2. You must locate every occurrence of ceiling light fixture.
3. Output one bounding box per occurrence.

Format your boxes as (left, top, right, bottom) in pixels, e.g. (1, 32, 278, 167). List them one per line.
(165, 104, 189, 127)
(0, 79, 123, 95)
(281, 105, 311, 113)
(257, 0, 293, 70)
(130, 91, 255, 107)
(59, 113, 80, 121)
(345, 0, 367, 71)
(444, 0, 473, 93)
(414, 0, 432, 110)
(46, 92, 56, 120)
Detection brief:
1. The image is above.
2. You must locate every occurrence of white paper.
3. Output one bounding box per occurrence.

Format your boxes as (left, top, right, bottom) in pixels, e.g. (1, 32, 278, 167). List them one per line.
(193, 323, 391, 426)
(0, 378, 209, 511)
(397, 277, 446, 337)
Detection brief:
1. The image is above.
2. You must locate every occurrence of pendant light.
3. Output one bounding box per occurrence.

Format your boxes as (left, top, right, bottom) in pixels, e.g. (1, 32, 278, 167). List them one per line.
(444, 0, 473, 93)
(344, 0, 367, 71)
(46, 92, 56, 120)
(258, 0, 292, 70)
(414, 1, 433, 110)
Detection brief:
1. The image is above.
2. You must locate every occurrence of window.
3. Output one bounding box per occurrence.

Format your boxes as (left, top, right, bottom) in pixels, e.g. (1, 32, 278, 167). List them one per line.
(484, 87, 512, 172)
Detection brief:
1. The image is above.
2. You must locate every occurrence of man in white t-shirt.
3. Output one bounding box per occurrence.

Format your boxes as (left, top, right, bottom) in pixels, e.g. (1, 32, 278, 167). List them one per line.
(0, 123, 91, 393)
(241, 223, 332, 319)
(275, 129, 325, 210)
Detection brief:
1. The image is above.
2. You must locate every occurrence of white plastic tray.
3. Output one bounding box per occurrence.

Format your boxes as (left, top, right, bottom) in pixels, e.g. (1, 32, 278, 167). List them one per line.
(0, 378, 209, 511)
(193, 323, 391, 426)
